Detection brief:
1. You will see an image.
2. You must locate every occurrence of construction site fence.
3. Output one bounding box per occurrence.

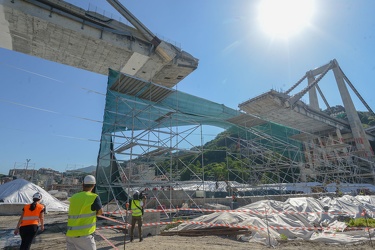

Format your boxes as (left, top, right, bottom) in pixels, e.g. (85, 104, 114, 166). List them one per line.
(103, 207, 367, 217)
(100, 208, 374, 232)
(97, 219, 374, 232)
(96, 208, 374, 250)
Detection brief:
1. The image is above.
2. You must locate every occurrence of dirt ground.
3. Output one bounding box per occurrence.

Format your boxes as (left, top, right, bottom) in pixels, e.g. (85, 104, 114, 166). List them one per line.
(1, 212, 374, 250)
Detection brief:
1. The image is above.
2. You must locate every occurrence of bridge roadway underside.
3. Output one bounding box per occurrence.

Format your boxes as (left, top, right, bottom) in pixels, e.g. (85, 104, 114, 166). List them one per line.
(0, 0, 198, 88)
(238, 90, 355, 141)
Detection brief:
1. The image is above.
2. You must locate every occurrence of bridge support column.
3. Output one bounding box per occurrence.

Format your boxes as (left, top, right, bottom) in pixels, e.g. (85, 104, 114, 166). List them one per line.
(332, 60, 373, 158)
(307, 72, 319, 110)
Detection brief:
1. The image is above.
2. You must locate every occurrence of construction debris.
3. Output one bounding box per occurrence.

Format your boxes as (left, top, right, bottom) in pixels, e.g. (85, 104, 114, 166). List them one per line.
(163, 195, 375, 246)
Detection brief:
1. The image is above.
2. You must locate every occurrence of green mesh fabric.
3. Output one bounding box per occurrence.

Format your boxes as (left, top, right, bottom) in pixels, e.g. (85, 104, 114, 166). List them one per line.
(101, 69, 241, 133)
(96, 69, 303, 205)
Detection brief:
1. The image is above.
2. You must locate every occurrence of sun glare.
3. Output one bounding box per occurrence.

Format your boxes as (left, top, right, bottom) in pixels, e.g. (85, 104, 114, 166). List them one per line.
(258, 0, 315, 39)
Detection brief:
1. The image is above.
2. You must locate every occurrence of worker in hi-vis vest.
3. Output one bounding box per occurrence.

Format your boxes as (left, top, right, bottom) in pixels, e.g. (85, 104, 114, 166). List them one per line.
(14, 192, 45, 250)
(126, 190, 146, 242)
(66, 175, 103, 250)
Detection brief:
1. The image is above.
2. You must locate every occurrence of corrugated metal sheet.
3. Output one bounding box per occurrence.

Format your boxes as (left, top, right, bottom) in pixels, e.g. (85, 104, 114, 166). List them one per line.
(110, 74, 174, 103)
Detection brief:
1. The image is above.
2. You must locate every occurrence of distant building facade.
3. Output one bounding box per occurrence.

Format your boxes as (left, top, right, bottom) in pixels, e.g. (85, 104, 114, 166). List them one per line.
(4, 167, 89, 195)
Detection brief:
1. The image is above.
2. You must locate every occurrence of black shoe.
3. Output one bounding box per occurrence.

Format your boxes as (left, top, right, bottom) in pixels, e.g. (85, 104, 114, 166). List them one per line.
(130, 238, 133, 242)
(139, 238, 143, 242)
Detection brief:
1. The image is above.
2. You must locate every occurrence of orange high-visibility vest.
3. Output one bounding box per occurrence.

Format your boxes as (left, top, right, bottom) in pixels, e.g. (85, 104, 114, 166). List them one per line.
(20, 203, 44, 227)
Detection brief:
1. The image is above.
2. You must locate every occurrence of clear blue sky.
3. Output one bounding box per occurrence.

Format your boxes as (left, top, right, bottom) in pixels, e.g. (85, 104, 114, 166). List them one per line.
(1, 0, 375, 174)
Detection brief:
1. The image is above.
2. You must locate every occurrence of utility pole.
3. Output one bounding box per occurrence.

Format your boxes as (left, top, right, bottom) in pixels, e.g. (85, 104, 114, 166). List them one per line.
(25, 159, 31, 170)
(26, 159, 31, 180)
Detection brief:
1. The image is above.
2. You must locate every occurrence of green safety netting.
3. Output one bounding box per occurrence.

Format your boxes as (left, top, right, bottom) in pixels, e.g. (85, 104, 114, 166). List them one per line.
(95, 69, 303, 205)
(101, 69, 242, 133)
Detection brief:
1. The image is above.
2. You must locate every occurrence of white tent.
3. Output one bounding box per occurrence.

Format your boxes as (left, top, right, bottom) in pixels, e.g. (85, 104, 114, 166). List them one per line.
(0, 178, 68, 212)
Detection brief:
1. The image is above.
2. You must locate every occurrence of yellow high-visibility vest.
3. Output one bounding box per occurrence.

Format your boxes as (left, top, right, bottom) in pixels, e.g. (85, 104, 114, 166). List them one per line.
(131, 199, 143, 216)
(66, 192, 97, 237)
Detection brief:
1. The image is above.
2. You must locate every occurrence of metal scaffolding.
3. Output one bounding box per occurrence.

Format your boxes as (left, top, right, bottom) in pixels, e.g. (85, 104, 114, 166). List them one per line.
(96, 63, 375, 210)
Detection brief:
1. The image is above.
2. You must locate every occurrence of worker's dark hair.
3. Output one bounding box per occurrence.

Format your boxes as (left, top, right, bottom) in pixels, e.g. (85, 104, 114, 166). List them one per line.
(83, 184, 95, 189)
(29, 198, 40, 211)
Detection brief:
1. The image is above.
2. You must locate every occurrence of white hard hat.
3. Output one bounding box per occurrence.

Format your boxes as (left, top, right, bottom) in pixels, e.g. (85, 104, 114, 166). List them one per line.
(84, 175, 96, 184)
(33, 192, 42, 200)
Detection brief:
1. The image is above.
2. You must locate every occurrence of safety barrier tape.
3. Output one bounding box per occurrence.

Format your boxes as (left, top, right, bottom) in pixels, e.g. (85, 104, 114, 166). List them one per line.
(97, 216, 373, 232)
(96, 220, 371, 248)
(103, 208, 359, 216)
(98, 215, 127, 225)
(95, 230, 119, 250)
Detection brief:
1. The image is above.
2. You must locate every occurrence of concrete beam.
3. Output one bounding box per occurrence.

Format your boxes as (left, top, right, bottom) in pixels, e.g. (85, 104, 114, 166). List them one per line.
(239, 90, 350, 135)
(0, 0, 198, 87)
